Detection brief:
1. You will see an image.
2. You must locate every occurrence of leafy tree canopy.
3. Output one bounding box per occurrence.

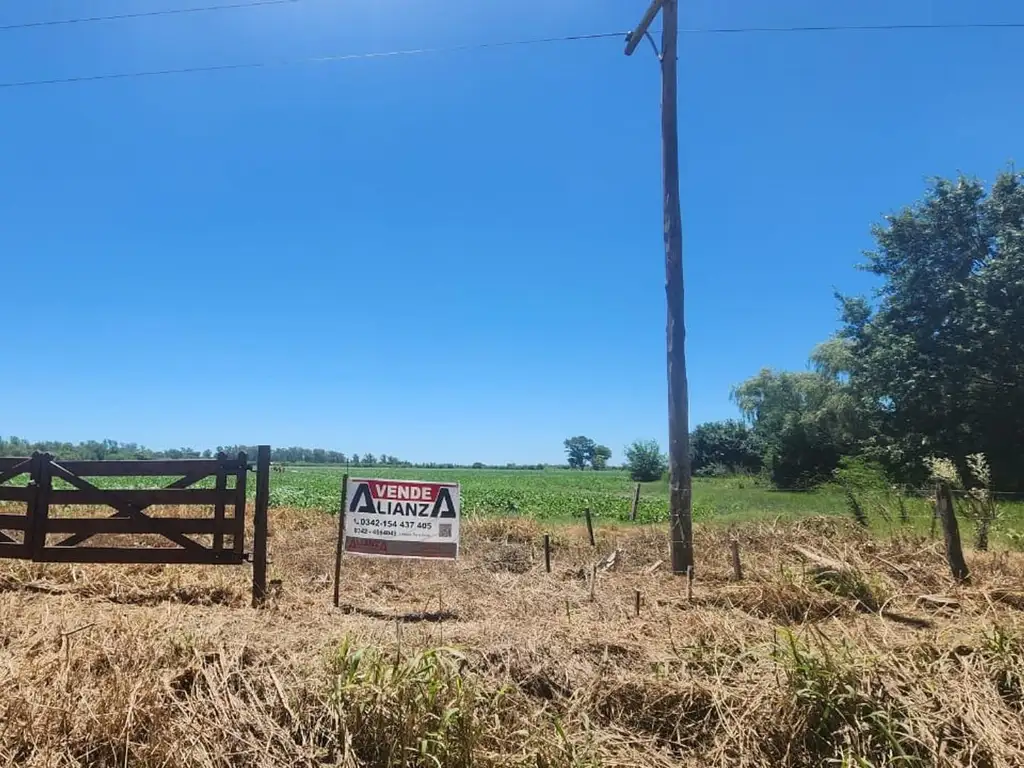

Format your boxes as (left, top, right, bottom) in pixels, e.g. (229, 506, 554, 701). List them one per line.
(563, 436, 597, 469)
(591, 445, 613, 471)
(836, 171, 1024, 488)
(624, 439, 667, 483)
(689, 420, 763, 477)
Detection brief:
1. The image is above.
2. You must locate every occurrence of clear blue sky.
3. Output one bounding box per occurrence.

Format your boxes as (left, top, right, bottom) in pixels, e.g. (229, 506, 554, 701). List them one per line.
(1, 0, 1021, 464)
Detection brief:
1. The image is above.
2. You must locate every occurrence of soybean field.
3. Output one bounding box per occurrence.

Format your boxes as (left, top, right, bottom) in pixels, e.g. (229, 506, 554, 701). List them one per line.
(267, 466, 1024, 545)
(268, 466, 891, 524)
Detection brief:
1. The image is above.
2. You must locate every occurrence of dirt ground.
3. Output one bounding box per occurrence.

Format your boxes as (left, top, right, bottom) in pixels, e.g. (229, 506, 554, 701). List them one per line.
(1, 508, 1023, 767)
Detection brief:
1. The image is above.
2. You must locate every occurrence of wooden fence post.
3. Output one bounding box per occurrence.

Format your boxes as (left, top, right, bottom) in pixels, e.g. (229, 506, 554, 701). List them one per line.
(22, 453, 36, 555)
(333, 473, 349, 608)
(730, 539, 743, 581)
(233, 452, 248, 561)
(544, 535, 551, 573)
(252, 445, 271, 607)
(24, 453, 42, 556)
(630, 483, 641, 521)
(212, 452, 228, 554)
(936, 481, 969, 584)
(583, 508, 595, 547)
(29, 454, 53, 560)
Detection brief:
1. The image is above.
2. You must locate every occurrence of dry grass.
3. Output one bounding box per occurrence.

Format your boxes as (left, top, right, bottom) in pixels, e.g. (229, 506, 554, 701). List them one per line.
(1, 508, 1023, 767)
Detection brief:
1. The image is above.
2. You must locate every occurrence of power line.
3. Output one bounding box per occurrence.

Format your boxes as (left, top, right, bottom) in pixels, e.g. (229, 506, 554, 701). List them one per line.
(1, 20, 1022, 90)
(0, 31, 625, 90)
(682, 20, 1024, 34)
(0, 0, 299, 32)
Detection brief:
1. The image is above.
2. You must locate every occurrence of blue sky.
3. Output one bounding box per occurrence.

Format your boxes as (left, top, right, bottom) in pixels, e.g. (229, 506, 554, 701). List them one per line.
(1, 0, 1021, 465)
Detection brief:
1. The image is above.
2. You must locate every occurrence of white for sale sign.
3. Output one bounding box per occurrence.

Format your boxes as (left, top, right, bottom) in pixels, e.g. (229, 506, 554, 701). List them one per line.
(343, 477, 460, 560)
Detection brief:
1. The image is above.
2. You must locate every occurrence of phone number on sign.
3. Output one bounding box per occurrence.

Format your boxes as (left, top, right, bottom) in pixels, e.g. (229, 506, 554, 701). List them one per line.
(350, 518, 435, 536)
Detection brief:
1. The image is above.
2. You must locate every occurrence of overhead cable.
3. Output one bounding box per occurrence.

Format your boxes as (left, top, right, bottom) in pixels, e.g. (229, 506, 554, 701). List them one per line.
(2, 21, 1022, 90)
(0, 0, 299, 33)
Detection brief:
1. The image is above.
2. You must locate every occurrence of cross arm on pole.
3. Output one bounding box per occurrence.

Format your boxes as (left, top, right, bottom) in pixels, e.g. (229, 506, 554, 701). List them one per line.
(624, 0, 666, 55)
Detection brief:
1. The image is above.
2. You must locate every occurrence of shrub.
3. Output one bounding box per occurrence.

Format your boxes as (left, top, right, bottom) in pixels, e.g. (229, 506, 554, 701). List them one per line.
(624, 439, 667, 483)
(690, 420, 763, 475)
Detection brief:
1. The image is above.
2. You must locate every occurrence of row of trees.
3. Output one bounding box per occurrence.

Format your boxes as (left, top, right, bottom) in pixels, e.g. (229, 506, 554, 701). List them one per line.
(220, 446, 409, 466)
(0, 437, 210, 461)
(562, 436, 671, 483)
(0, 437, 412, 466)
(0, 437, 551, 471)
(703, 169, 1024, 490)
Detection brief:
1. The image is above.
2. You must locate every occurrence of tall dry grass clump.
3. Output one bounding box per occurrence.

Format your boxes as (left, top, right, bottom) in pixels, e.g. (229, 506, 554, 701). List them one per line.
(0, 507, 1023, 766)
(926, 453, 1002, 551)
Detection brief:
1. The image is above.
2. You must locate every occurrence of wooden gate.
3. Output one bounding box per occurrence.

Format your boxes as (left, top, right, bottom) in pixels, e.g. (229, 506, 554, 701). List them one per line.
(0, 456, 34, 561)
(0, 446, 271, 604)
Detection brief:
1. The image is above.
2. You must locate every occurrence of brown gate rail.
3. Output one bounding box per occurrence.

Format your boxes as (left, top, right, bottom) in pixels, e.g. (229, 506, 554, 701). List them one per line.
(0, 445, 271, 605)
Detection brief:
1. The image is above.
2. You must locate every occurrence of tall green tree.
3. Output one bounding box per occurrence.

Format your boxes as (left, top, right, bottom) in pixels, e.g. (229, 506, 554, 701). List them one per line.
(563, 436, 597, 469)
(838, 171, 1024, 488)
(732, 361, 858, 489)
(591, 445, 612, 471)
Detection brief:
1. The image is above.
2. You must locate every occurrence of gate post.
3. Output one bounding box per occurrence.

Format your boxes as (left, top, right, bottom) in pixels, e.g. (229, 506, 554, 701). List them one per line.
(25, 453, 53, 560)
(252, 445, 271, 607)
(23, 453, 40, 555)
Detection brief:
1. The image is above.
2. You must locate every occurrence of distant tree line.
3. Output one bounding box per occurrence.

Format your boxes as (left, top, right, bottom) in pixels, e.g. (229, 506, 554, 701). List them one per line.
(694, 169, 1024, 491)
(0, 438, 410, 465)
(0, 437, 215, 461)
(0, 436, 550, 471)
(217, 446, 410, 466)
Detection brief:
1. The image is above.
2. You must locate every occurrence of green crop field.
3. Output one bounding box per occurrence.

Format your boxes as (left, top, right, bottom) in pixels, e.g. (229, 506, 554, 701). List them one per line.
(270, 466, 847, 522)
(4, 464, 1022, 544)
(265, 466, 1024, 540)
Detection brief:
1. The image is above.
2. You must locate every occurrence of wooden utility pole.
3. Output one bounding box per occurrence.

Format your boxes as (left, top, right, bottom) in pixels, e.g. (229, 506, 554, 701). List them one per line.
(625, 0, 693, 574)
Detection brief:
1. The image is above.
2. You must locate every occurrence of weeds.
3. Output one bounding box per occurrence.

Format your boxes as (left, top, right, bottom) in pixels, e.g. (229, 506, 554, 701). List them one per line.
(833, 458, 923, 531)
(810, 566, 884, 613)
(926, 453, 1002, 551)
(776, 631, 927, 766)
(327, 640, 501, 766)
(964, 454, 1000, 552)
(981, 625, 1024, 711)
(844, 488, 870, 528)
(896, 488, 910, 525)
